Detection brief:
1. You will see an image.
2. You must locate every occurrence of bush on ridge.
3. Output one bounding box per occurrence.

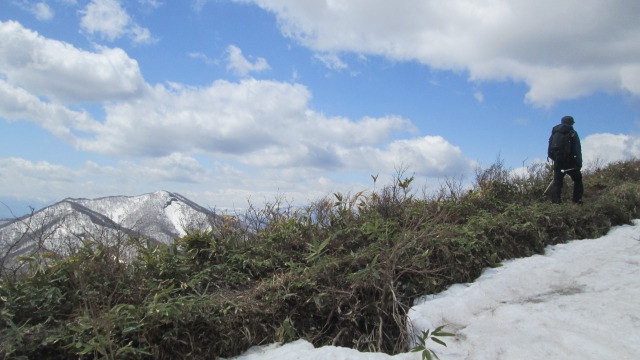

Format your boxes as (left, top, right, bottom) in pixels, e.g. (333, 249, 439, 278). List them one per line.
(1, 159, 640, 359)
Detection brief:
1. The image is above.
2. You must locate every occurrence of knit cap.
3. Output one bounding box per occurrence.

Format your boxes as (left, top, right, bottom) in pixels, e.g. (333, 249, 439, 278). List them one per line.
(561, 116, 575, 125)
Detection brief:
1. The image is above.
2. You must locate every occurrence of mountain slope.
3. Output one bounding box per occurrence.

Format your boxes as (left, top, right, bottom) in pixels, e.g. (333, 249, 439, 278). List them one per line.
(0, 191, 216, 262)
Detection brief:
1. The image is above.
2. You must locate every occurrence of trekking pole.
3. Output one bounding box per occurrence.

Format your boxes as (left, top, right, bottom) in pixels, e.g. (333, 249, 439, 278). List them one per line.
(543, 179, 554, 196)
(543, 160, 556, 196)
(542, 168, 575, 196)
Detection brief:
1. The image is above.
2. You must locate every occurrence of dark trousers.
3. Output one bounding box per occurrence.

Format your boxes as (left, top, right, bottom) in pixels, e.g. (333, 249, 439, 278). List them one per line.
(551, 162, 583, 203)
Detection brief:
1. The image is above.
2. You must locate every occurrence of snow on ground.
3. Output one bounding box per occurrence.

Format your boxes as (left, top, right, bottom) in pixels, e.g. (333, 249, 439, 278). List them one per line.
(230, 220, 640, 360)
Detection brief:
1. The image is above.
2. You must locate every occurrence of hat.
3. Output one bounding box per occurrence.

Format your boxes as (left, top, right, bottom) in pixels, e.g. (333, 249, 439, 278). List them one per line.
(561, 116, 575, 125)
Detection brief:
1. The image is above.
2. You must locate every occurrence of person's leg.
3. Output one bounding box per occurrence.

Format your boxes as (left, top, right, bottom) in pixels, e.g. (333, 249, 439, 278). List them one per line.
(567, 169, 583, 203)
(551, 166, 564, 203)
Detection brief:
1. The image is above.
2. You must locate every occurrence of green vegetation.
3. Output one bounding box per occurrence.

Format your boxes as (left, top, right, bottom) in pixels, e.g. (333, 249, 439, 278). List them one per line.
(411, 325, 455, 360)
(2, 159, 640, 359)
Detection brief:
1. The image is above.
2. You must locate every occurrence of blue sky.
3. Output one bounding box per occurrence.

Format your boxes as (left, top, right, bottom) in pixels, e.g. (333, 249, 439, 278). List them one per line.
(1, 0, 639, 217)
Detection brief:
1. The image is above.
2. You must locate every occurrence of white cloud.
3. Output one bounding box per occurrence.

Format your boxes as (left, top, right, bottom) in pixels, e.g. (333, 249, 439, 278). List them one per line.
(34, 2, 54, 20)
(74, 79, 417, 170)
(0, 158, 94, 202)
(130, 24, 156, 44)
(582, 133, 640, 166)
(12, 1, 55, 21)
(189, 51, 218, 65)
(620, 64, 640, 95)
(239, 0, 640, 107)
(0, 79, 100, 143)
(0, 157, 73, 182)
(80, 0, 130, 41)
(0, 155, 354, 211)
(226, 45, 270, 77)
(80, 0, 155, 44)
(0, 19, 479, 210)
(314, 52, 347, 71)
(0, 41, 468, 177)
(349, 136, 477, 176)
(0, 20, 147, 103)
(141, 153, 210, 183)
(0, 155, 211, 204)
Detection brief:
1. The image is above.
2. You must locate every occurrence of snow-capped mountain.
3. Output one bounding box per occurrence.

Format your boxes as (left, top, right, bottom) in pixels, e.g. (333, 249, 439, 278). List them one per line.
(0, 191, 216, 262)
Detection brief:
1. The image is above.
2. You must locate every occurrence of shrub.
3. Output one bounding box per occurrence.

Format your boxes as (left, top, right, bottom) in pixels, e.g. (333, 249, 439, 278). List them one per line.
(2, 159, 640, 358)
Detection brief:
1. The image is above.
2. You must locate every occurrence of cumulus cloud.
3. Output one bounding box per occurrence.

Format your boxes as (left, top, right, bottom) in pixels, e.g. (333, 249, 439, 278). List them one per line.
(129, 24, 155, 44)
(226, 45, 270, 77)
(384, 136, 476, 175)
(0, 18, 477, 205)
(80, 0, 130, 40)
(75, 79, 420, 173)
(0, 154, 211, 203)
(12, 1, 55, 21)
(239, 0, 640, 107)
(1, 50, 467, 178)
(80, 0, 156, 44)
(582, 133, 640, 166)
(33, 2, 54, 20)
(0, 157, 74, 182)
(0, 20, 147, 103)
(339, 136, 476, 176)
(188, 51, 218, 65)
(0, 158, 94, 203)
(0, 79, 100, 143)
(0, 155, 360, 212)
(121, 154, 211, 183)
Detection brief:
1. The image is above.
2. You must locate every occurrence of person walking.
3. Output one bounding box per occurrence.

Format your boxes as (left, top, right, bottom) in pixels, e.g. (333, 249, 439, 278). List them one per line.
(547, 115, 583, 204)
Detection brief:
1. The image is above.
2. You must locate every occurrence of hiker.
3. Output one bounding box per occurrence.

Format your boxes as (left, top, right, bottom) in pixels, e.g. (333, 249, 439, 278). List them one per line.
(547, 115, 583, 204)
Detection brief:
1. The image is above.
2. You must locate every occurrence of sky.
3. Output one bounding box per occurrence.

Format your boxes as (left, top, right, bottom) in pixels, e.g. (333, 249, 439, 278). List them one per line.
(229, 220, 640, 360)
(1, 0, 640, 217)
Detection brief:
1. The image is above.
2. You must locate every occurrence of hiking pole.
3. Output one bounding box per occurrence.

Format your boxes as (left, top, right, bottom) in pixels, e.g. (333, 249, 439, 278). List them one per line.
(542, 168, 575, 196)
(543, 179, 554, 196)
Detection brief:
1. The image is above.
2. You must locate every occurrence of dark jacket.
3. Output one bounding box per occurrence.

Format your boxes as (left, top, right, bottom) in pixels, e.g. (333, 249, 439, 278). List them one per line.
(548, 124, 582, 169)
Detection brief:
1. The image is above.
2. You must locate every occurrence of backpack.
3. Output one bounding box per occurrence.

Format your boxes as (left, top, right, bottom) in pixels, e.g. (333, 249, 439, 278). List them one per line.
(548, 124, 574, 162)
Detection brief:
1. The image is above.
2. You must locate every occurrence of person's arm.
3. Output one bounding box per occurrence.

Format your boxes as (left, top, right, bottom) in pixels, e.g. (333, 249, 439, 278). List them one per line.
(574, 132, 583, 169)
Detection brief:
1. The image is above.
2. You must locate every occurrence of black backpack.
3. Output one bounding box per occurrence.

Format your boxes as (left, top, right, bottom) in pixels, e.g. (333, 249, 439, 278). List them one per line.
(548, 124, 574, 162)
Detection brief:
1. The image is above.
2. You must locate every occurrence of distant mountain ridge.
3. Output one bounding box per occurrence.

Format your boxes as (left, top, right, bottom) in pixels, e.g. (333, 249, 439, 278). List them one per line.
(0, 191, 216, 262)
